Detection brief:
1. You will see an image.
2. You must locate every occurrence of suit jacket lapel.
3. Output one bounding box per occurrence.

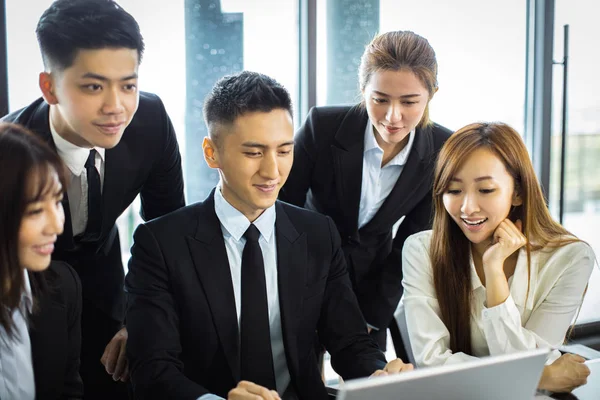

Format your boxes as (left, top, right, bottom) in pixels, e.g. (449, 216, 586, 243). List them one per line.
(331, 106, 369, 235)
(27, 101, 76, 250)
(187, 195, 240, 381)
(274, 202, 307, 376)
(362, 125, 436, 234)
(101, 144, 127, 233)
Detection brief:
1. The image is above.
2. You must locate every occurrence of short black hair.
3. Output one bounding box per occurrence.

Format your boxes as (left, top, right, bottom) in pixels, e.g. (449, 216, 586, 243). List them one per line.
(36, 0, 145, 71)
(203, 71, 293, 143)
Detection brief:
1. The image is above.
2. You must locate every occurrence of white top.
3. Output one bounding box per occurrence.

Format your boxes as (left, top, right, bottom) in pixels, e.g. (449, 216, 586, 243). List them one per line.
(402, 230, 595, 367)
(212, 186, 291, 396)
(0, 270, 35, 400)
(357, 122, 415, 229)
(50, 120, 105, 236)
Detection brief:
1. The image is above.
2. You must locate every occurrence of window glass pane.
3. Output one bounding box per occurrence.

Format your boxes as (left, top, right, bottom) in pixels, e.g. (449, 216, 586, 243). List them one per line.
(550, 0, 600, 324)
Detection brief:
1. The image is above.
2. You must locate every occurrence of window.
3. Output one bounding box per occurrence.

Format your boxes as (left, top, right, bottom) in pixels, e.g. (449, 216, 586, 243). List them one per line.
(550, 0, 600, 324)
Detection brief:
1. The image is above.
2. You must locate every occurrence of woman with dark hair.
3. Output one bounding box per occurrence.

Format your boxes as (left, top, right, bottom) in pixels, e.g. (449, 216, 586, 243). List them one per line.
(403, 122, 594, 392)
(280, 30, 452, 353)
(0, 122, 83, 399)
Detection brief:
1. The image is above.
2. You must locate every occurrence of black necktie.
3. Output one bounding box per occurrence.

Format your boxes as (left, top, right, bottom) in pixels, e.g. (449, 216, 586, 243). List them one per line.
(83, 149, 102, 241)
(240, 224, 276, 390)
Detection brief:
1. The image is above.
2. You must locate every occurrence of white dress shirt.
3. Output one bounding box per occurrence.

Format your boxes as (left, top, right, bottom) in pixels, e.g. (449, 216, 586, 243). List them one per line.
(49, 121, 105, 236)
(357, 122, 415, 229)
(0, 270, 35, 400)
(402, 230, 595, 367)
(199, 187, 291, 400)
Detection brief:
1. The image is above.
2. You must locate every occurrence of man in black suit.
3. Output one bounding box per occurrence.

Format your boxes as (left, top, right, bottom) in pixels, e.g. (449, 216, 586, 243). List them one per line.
(125, 71, 412, 400)
(2, 1, 185, 398)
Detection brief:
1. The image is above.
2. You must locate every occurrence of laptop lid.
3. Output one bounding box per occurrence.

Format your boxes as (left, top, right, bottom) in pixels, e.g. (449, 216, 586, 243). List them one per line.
(337, 348, 549, 400)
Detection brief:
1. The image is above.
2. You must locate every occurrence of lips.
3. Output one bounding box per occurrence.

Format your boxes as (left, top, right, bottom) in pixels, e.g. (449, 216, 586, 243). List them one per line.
(460, 217, 488, 233)
(254, 184, 278, 193)
(94, 122, 125, 135)
(32, 242, 55, 256)
(383, 125, 404, 134)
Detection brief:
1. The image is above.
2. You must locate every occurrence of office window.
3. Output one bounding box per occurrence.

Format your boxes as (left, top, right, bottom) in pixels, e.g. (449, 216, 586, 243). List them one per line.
(549, 0, 600, 324)
(5, 0, 299, 268)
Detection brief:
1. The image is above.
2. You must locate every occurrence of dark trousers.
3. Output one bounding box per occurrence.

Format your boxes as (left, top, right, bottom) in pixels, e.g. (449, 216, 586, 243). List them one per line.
(80, 299, 129, 400)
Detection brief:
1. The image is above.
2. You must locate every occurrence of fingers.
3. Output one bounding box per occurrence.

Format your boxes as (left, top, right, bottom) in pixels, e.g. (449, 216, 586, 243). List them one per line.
(384, 359, 414, 374)
(119, 359, 130, 382)
(112, 340, 128, 381)
(101, 340, 120, 374)
(370, 370, 388, 377)
(229, 381, 280, 400)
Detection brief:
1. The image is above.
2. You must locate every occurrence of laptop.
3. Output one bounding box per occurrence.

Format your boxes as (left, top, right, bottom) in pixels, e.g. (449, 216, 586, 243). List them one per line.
(336, 348, 549, 400)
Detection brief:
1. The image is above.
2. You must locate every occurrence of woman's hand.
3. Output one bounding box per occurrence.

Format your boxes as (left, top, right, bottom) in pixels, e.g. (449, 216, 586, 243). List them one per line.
(538, 353, 590, 393)
(482, 219, 526, 272)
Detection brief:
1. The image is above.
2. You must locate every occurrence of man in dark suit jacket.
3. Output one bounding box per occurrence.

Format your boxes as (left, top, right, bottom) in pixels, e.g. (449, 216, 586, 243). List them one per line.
(126, 71, 412, 400)
(3, 1, 185, 398)
(30, 261, 83, 400)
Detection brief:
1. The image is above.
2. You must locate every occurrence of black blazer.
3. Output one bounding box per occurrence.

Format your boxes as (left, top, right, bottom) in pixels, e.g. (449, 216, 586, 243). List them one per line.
(3, 93, 185, 322)
(125, 191, 386, 400)
(279, 105, 451, 329)
(29, 261, 83, 400)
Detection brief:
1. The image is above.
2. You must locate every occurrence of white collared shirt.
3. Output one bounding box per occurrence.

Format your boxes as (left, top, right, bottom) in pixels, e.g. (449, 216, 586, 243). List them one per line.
(358, 122, 415, 229)
(49, 120, 105, 236)
(213, 187, 291, 396)
(0, 270, 35, 400)
(402, 230, 595, 367)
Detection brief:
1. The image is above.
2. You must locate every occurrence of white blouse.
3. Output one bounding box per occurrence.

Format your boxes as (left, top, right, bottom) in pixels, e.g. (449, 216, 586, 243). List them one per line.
(402, 230, 595, 367)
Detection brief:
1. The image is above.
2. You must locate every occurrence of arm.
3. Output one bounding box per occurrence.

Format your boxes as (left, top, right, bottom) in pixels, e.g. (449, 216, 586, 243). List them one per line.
(62, 264, 84, 400)
(402, 233, 479, 367)
(360, 194, 433, 330)
(278, 107, 319, 207)
(318, 217, 387, 379)
(481, 242, 595, 358)
(125, 224, 209, 399)
(139, 97, 185, 221)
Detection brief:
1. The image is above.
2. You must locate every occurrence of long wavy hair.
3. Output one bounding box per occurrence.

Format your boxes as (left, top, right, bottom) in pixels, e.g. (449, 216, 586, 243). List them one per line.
(431, 122, 577, 354)
(0, 122, 67, 337)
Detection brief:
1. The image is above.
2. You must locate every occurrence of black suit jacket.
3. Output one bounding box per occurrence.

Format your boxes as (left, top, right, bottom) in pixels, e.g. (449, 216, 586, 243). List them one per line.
(279, 105, 452, 329)
(125, 191, 386, 400)
(3, 93, 185, 321)
(29, 261, 83, 400)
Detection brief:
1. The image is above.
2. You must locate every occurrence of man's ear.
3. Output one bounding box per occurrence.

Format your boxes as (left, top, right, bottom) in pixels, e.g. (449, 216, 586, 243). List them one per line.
(203, 137, 220, 169)
(39, 72, 58, 105)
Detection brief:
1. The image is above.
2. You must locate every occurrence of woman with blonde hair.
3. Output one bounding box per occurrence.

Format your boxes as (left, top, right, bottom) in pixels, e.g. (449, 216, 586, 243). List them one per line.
(280, 30, 451, 353)
(402, 122, 593, 392)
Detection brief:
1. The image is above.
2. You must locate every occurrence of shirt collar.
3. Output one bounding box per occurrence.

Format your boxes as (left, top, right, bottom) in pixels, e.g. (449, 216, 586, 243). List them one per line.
(214, 184, 276, 243)
(49, 116, 105, 177)
(364, 122, 415, 167)
(22, 270, 33, 313)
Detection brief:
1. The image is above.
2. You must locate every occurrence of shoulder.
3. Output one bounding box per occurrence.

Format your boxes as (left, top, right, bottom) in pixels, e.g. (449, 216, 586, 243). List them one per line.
(126, 92, 170, 134)
(2, 98, 45, 125)
(300, 105, 365, 138)
(423, 122, 453, 149)
(541, 239, 596, 267)
(404, 230, 433, 254)
(276, 201, 339, 241)
(143, 201, 205, 237)
(41, 261, 81, 306)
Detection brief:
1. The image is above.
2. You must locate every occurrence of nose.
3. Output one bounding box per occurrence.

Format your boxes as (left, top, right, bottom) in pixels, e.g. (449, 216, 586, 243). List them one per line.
(460, 192, 480, 215)
(102, 87, 125, 115)
(386, 102, 402, 124)
(44, 203, 65, 236)
(259, 152, 279, 180)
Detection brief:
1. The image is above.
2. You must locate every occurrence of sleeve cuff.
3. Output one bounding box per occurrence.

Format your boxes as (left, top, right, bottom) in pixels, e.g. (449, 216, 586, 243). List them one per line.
(481, 294, 520, 322)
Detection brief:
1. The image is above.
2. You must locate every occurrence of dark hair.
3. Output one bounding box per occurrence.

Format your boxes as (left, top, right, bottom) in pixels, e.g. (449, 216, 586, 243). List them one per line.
(0, 123, 68, 337)
(359, 30, 438, 127)
(430, 122, 578, 354)
(203, 71, 293, 145)
(36, 0, 145, 71)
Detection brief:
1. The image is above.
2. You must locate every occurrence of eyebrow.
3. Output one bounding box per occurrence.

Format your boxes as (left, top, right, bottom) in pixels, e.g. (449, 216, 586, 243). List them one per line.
(450, 176, 494, 183)
(372, 90, 422, 99)
(241, 141, 295, 149)
(80, 72, 138, 81)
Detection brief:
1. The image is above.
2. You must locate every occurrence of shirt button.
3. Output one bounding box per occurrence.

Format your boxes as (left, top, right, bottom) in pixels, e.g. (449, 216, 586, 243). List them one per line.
(483, 310, 489, 318)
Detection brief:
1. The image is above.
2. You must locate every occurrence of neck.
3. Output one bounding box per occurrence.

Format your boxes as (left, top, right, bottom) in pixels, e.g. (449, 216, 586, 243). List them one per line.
(374, 127, 410, 166)
(49, 106, 90, 148)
